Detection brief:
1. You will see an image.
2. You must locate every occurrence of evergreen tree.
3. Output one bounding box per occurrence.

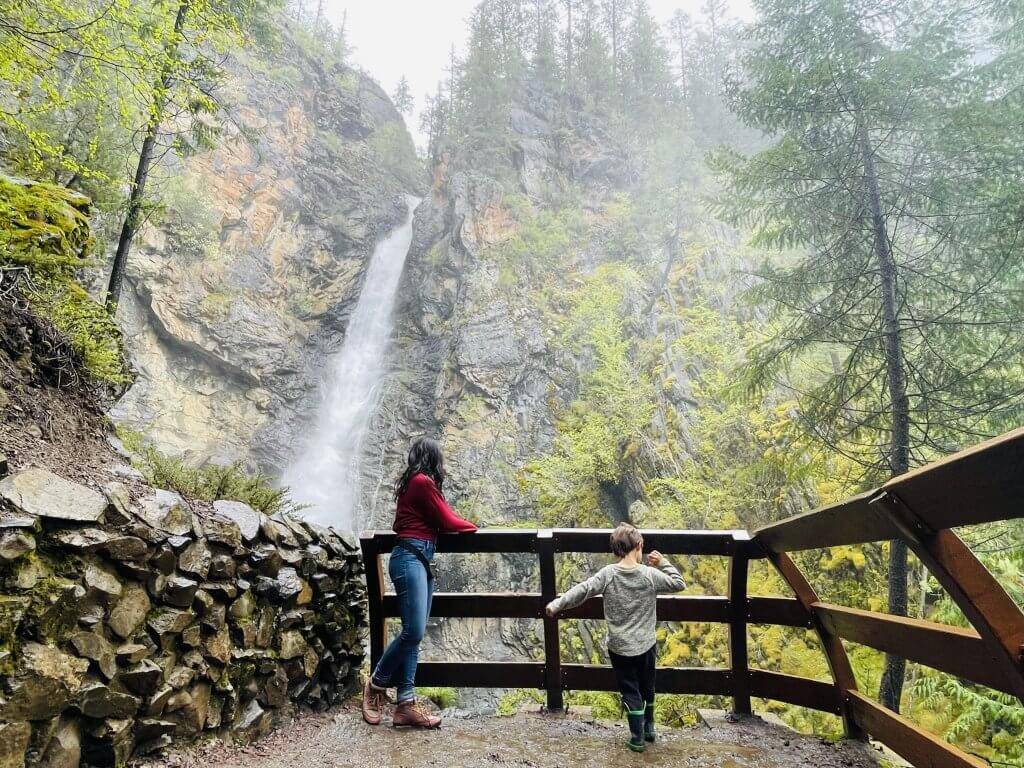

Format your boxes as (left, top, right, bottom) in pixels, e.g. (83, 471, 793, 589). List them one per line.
(392, 75, 414, 115)
(716, 0, 1024, 712)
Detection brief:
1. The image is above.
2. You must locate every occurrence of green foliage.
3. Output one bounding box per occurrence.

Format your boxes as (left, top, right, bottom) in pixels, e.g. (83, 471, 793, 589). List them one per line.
(0, 175, 128, 385)
(118, 429, 298, 515)
(416, 687, 459, 710)
(524, 263, 655, 526)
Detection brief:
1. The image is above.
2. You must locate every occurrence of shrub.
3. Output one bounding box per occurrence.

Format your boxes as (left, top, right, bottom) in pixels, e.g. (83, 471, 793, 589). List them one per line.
(417, 687, 458, 710)
(118, 429, 298, 516)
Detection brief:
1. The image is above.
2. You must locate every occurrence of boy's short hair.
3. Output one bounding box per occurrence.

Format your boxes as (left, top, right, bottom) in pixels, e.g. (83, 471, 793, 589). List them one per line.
(609, 523, 642, 557)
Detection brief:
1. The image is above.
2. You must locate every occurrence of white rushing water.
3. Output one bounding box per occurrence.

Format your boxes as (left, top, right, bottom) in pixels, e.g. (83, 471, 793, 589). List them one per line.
(282, 195, 420, 529)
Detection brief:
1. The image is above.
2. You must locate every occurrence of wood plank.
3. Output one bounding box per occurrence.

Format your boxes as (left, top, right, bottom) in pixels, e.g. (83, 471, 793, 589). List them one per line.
(559, 594, 731, 622)
(847, 690, 988, 768)
(883, 425, 1024, 530)
(870, 500, 1024, 703)
(359, 539, 386, 670)
(537, 531, 563, 711)
(728, 555, 751, 715)
(414, 661, 545, 689)
(752, 491, 897, 553)
(749, 670, 842, 714)
(769, 553, 862, 738)
(552, 528, 741, 555)
(561, 664, 732, 696)
(813, 602, 1015, 696)
(364, 529, 539, 554)
(748, 597, 812, 627)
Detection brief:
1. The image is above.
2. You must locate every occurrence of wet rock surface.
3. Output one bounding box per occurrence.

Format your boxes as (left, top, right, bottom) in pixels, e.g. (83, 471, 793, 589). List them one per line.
(0, 467, 366, 768)
(136, 705, 885, 768)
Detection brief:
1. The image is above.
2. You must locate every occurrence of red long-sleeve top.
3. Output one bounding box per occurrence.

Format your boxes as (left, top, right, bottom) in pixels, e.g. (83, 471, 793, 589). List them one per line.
(392, 473, 477, 541)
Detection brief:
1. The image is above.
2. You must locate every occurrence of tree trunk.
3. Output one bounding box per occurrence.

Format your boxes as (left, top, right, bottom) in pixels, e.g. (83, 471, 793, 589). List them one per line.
(105, 0, 190, 310)
(860, 124, 911, 713)
(565, 0, 573, 92)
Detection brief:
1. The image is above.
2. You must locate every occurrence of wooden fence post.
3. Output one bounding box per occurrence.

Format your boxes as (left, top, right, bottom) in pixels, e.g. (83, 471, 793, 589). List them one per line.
(537, 530, 564, 712)
(728, 547, 752, 716)
(360, 533, 386, 671)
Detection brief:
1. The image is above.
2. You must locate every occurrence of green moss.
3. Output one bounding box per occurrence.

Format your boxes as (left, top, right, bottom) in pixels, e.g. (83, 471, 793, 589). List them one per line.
(416, 687, 458, 710)
(0, 174, 128, 385)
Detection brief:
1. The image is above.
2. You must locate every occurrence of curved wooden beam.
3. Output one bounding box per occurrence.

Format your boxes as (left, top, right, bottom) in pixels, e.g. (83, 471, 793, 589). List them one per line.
(769, 551, 864, 738)
(873, 491, 1024, 703)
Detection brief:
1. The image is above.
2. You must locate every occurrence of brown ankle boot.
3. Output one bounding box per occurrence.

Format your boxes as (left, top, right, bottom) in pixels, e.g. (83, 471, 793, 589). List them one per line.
(362, 679, 386, 725)
(392, 699, 441, 728)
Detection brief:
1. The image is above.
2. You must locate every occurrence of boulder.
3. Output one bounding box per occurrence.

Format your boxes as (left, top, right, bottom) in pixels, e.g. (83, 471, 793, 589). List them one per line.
(31, 582, 83, 642)
(0, 721, 30, 768)
(181, 623, 201, 647)
(150, 545, 176, 575)
(0, 643, 89, 721)
(147, 607, 194, 637)
(81, 717, 133, 767)
(277, 630, 308, 660)
(100, 535, 149, 561)
(50, 528, 113, 550)
(178, 539, 211, 579)
(77, 682, 140, 719)
(115, 659, 162, 697)
(230, 698, 265, 737)
(133, 718, 175, 743)
(0, 532, 34, 563)
(115, 643, 151, 665)
(258, 668, 288, 708)
(163, 575, 198, 608)
(208, 554, 236, 580)
(101, 481, 134, 526)
(136, 490, 193, 536)
(201, 515, 242, 550)
(251, 544, 283, 576)
(202, 626, 231, 665)
(39, 717, 80, 768)
(228, 591, 255, 621)
(83, 560, 122, 599)
(212, 500, 261, 542)
(69, 631, 117, 679)
(107, 582, 150, 639)
(0, 469, 107, 523)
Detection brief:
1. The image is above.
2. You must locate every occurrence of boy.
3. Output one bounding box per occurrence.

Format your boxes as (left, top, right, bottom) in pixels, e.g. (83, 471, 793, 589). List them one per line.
(545, 523, 685, 752)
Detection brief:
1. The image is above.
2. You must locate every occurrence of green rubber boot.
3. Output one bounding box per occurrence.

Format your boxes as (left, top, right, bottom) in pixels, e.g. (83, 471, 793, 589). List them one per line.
(626, 712, 646, 752)
(644, 703, 656, 743)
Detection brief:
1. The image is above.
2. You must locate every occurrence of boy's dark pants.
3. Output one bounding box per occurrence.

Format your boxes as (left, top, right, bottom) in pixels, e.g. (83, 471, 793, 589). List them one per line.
(610, 644, 656, 740)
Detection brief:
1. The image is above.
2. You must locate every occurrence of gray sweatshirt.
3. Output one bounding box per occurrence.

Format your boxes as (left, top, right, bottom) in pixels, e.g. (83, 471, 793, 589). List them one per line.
(546, 560, 686, 657)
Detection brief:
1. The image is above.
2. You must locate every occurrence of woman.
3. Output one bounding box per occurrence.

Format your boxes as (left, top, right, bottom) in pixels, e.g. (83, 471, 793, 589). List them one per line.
(362, 437, 477, 728)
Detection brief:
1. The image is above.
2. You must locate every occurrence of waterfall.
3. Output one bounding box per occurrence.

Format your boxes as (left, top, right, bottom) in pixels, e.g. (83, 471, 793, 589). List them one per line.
(282, 195, 420, 529)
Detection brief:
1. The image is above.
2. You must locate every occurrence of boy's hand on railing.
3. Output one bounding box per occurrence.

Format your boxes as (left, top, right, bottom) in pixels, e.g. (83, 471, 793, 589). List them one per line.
(647, 550, 664, 567)
(545, 603, 558, 619)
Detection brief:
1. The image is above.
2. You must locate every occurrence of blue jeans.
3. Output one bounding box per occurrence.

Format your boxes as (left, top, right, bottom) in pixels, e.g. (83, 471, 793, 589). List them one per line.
(370, 538, 435, 703)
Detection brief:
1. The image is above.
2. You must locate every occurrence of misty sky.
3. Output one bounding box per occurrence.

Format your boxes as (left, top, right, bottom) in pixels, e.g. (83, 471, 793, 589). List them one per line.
(320, 1, 755, 147)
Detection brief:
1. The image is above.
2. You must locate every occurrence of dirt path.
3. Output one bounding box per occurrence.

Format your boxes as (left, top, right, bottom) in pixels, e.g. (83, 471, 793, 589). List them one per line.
(138, 704, 886, 768)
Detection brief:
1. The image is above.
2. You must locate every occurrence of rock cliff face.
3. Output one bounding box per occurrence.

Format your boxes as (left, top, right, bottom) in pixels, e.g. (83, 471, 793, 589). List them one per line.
(111, 26, 421, 468)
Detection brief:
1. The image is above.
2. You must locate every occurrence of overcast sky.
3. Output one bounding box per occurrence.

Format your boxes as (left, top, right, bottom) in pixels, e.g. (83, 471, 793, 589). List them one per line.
(319, 0, 755, 147)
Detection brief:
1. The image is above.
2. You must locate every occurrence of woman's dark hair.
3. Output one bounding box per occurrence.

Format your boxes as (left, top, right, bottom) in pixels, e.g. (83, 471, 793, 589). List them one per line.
(394, 437, 446, 500)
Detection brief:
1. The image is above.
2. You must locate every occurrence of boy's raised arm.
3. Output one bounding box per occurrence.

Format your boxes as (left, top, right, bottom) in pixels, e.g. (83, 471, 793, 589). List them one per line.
(545, 568, 611, 617)
(648, 553, 686, 593)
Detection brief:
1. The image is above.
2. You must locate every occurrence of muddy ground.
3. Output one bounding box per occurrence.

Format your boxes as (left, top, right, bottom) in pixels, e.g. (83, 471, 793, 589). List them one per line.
(138, 704, 887, 768)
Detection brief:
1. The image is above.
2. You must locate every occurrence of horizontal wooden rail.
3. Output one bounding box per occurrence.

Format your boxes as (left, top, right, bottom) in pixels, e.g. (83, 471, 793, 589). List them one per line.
(752, 427, 1024, 553)
(846, 691, 988, 768)
(749, 670, 842, 714)
(812, 603, 1014, 696)
(561, 664, 732, 696)
(413, 661, 546, 689)
(382, 592, 811, 626)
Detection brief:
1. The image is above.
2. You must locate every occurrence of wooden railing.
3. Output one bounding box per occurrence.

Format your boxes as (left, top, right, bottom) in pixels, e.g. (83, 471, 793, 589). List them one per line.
(360, 426, 1024, 768)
